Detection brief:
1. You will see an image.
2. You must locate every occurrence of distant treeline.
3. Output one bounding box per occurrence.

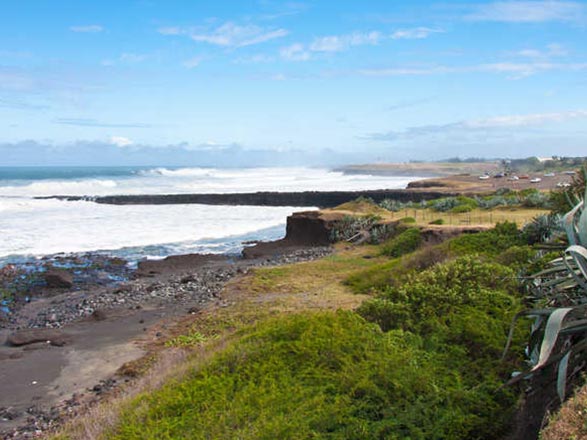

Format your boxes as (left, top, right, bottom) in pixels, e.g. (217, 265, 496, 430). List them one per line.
(434, 155, 587, 172)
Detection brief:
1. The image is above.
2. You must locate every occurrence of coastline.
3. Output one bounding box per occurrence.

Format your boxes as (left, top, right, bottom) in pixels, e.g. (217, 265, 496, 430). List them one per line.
(0, 170, 573, 437)
(0, 239, 332, 438)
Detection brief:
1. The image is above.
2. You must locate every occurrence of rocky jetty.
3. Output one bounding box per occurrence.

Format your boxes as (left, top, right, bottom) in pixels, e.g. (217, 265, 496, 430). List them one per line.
(38, 189, 455, 208)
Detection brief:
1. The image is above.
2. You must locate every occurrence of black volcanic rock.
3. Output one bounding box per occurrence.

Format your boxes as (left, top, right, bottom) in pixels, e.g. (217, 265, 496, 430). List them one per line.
(44, 269, 73, 288)
(38, 190, 456, 208)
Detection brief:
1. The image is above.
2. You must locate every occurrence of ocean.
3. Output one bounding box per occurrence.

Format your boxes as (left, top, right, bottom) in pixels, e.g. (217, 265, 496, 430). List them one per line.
(0, 166, 418, 265)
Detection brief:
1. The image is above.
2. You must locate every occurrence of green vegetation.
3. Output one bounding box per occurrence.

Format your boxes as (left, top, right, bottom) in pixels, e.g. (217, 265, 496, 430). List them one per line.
(503, 175, 587, 405)
(447, 221, 525, 257)
(380, 228, 422, 258)
(380, 189, 553, 214)
(110, 310, 520, 440)
(345, 222, 533, 296)
(165, 331, 208, 347)
(57, 190, 576, 440)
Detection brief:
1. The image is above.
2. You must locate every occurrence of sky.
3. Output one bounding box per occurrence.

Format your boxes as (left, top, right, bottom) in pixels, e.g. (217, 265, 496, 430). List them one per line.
(1, 0, 586, 166)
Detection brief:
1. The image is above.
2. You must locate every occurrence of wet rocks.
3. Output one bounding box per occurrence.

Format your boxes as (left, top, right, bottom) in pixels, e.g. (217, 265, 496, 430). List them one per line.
(3, 247, 332, 331)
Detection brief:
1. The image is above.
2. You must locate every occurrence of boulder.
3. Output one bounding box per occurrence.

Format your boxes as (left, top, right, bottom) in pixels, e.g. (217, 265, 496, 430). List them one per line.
(6, 329, 70, 347)
(44, 269, 73, 288)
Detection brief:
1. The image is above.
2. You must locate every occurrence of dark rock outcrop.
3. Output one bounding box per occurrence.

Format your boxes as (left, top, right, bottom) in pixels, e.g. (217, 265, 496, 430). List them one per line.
(242, 211, 344, 259)
(136, 254, 229, 277)
(39, 189, 456, 208)
(44, 269, 73, 288)
(6, 329, 70, 347)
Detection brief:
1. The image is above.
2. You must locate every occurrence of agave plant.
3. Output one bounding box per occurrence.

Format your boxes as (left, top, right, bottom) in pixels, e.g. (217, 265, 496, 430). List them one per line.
(503, 170, 587, 402)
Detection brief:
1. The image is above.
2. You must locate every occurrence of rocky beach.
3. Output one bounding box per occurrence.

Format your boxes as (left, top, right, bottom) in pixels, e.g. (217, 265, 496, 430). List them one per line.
(0, 233, 332, 438)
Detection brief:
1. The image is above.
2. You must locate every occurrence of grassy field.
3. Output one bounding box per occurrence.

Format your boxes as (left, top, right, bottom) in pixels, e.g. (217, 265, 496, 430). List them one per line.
(384, 207, 548, 226)
(324, 197, 549, 227)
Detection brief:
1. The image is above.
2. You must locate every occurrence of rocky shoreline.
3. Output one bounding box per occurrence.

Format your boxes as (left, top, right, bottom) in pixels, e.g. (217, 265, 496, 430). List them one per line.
(0, 239, 332, 439)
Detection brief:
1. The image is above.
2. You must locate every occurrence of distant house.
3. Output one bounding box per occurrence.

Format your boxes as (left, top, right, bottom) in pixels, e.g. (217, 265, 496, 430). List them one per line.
(536, 156, 556, 163)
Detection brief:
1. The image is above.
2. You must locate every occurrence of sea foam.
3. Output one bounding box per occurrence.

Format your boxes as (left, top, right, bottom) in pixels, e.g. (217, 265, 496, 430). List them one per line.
(0, 167, 420, 262)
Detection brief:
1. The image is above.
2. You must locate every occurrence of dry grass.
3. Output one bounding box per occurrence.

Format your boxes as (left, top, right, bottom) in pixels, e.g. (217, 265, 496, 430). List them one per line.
(540, 383, 587, 440)
(374, 207, 547, 227)
(323, 197, 548, 228)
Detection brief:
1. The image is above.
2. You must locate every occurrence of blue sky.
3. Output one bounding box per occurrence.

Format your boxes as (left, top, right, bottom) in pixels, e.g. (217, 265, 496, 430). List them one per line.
(1, 0, 586, 166)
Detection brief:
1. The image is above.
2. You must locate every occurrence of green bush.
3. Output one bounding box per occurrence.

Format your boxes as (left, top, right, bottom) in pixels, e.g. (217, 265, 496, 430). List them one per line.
(495, 245, 536, 268)
(380, 228, 422, 258)
(346, 244, 450, 295)
(360, 256, 520, 336)
(400, 216, 416, 223)
(429, 218, 444, 225)
(448, 222, 524, 257)
(111, 311, 519, 440)
(451, 204, 474, 213)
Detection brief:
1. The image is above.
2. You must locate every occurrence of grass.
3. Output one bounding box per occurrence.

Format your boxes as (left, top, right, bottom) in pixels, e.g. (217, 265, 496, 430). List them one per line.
(540, 383, 587, 440)
(385, 207, 548, 227)
(326, 199, 548, 228)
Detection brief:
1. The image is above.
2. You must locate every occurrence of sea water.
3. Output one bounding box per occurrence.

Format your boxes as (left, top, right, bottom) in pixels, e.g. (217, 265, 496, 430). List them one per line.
(0, 167, 419, 264)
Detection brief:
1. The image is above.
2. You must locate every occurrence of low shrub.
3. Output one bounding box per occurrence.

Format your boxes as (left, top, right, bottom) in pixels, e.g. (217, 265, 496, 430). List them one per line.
(111, 311, 520, 440)
(400, 216, 416, 223)
(495, 245, 536, 268)
(429, 218, 444, 225)
(448, 221, 525, 257)
(346, 244, 450, 295)
(451, 204, 475, 213)
(380, 228, 422, 258)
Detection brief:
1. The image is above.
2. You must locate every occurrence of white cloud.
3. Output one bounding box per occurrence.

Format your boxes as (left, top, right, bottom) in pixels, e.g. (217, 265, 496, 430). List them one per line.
(359, 61, 587, 79)
(391, 27, 444, 40)
(365, 110, 587, 141)
(358, 66, 451, 76)
(309, 31, 382, 52)
(70, 25, 104, 33)
(282, 28, 440, 60)
(466, 110, 587, 128)
(159, 22, 289, 48)
(183, 56, 204, 69)
(280, 43, 311, 61)
(109, 136, 133, 147)
(466, 1, 587, 23)
(510, 43, 568, 59)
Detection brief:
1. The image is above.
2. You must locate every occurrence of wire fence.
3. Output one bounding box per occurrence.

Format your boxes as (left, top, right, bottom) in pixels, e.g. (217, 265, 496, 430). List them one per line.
(388, 209, 542, 226)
